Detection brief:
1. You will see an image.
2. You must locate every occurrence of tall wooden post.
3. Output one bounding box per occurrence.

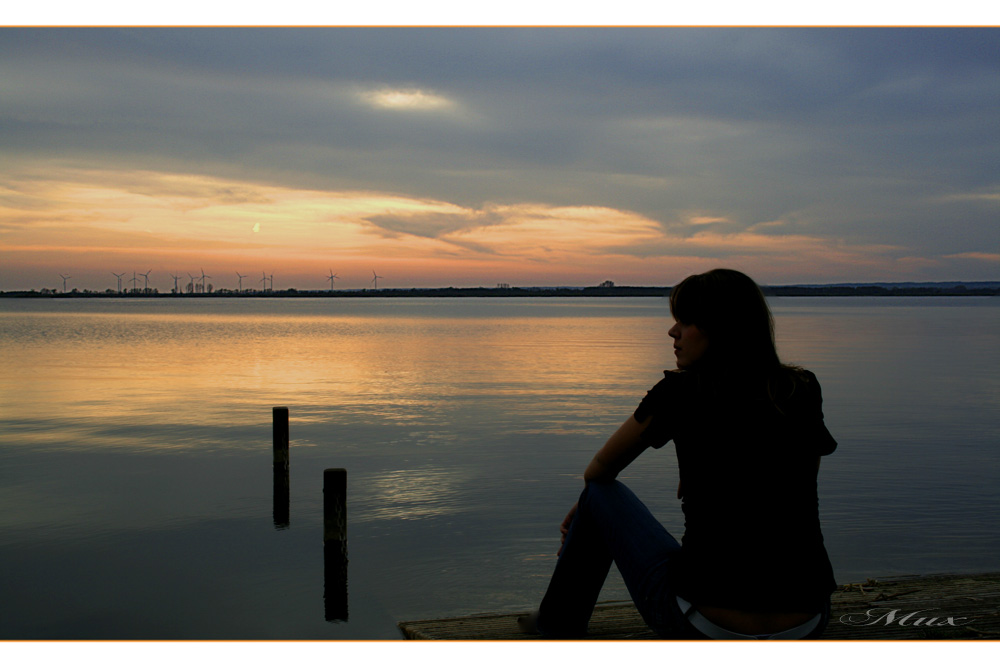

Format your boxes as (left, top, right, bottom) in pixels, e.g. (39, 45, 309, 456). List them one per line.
(324, 468, 348, 622)
(273, 407, 289, 470)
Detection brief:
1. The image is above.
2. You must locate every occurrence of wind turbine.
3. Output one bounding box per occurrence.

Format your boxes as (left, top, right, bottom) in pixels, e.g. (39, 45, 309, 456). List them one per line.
(199, 269, 210, 293)
(188, 272, 198, 294)
(130, 272, 139, 293)
(370, 269, 383, 290)
(236, 272, 246, 293)
(139, 270, 151, 294)
(59, 274, 71, 293)
(269, 274, 274, 292)
(112, 272, 124, 294)
(169, 273, 181, 295)
(326, 269, 339, 291)
(260, 271, 268, 293)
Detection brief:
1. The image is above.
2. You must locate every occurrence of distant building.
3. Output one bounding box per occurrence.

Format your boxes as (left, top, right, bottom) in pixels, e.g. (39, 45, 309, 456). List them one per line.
(497, 283, 511, 289)
(599, 280, 615, 288)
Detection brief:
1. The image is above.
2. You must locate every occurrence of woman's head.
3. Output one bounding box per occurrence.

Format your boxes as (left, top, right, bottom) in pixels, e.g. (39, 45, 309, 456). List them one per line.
(668, 268, 779, 372)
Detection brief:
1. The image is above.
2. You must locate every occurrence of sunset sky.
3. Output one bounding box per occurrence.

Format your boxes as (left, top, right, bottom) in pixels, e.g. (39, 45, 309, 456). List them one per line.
(1, 26, 998, 292)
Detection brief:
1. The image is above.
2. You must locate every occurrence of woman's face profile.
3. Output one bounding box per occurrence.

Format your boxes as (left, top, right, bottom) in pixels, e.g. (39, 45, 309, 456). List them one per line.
(668, 319, 709, 369)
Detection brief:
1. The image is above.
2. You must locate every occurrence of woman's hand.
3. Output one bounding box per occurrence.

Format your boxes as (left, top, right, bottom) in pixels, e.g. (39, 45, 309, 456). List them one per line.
(558, 502, 579, 555)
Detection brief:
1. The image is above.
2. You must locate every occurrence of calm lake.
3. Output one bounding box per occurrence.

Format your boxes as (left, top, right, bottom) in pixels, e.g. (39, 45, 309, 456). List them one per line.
(1, 296, 998, 639)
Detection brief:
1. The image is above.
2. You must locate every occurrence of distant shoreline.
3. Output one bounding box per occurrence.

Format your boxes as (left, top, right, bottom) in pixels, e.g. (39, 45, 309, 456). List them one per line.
(2, 284, 998, 298)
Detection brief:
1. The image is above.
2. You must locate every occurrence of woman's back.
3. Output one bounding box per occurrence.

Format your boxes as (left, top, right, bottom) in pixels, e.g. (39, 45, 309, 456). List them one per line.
(641, 367, 838, 612)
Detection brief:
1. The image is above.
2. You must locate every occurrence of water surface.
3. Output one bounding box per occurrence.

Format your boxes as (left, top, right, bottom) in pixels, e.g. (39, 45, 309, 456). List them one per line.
(1, 296, 997, 638)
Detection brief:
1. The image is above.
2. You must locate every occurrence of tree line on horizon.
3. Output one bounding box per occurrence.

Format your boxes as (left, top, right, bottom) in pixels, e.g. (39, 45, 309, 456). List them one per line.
(2, 283, 998, 298)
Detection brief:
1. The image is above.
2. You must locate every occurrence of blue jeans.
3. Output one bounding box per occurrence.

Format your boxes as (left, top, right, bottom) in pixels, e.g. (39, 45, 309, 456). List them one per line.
(535, 480, 832, 639)
(536, 480, 702, 638)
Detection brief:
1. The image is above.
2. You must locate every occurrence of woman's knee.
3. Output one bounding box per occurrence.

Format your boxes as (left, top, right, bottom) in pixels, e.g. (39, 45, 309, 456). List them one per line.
(579, 479, 635, 513)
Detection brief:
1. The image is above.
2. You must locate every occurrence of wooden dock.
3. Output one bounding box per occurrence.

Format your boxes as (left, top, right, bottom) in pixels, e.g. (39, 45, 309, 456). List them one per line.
(399, 572, 1000, 640)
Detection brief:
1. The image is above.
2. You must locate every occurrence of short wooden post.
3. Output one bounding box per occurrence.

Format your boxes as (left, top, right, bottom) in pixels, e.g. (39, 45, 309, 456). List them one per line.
(273, 407, 289, 470)
(324, 468, 348, 622)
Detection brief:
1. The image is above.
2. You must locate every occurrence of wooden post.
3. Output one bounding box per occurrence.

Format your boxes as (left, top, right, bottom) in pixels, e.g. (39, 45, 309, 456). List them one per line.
(273, 406, 289, 470)
(324, 468, 348, 622)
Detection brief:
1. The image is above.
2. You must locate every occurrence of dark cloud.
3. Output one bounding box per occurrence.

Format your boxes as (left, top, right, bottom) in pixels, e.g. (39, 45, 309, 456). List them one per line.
(1, 27, 998, 277)
(364, 209, 505, 240)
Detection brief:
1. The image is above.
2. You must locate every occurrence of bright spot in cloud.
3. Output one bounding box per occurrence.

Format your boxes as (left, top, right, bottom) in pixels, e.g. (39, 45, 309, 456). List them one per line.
(688, 215, 729, 225)
(361, 88, 454, 111)
(252, 222, 260, 233)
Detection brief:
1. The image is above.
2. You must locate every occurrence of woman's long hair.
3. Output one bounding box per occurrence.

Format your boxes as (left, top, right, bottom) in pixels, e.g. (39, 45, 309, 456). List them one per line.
(669, 268, 807, 409)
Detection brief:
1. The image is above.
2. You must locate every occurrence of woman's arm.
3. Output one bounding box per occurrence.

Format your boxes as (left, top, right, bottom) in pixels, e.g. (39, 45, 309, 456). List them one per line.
(583, 413, 654, 482)
(558, 414, 655, 553)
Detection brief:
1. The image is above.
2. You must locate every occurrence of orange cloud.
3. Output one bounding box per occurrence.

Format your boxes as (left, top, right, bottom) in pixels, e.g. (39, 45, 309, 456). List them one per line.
(1, 162, 947, 289)
(944, 252, 1000, 262)
(439, 205, 665, 260)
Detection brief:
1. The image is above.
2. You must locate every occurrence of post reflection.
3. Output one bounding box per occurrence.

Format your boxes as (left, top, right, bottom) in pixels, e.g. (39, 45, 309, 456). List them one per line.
(272, 406, 290, 530)
(324, 468, 348, 622)
(272, 465, 289, 529)
(324, 539, 349, 622)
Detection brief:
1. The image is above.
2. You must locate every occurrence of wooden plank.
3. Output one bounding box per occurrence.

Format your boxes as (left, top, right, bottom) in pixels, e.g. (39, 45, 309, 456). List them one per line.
(398, 572, 1000, 640)
(826, 572, 1000, 640)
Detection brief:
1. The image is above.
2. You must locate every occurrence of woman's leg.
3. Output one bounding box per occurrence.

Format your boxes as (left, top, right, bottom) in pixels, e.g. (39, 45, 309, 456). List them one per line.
(535, 480, 683, 637)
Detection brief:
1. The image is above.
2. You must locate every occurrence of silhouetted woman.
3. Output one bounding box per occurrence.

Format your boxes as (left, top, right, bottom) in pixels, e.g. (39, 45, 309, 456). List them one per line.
(520, 268, 837, 639)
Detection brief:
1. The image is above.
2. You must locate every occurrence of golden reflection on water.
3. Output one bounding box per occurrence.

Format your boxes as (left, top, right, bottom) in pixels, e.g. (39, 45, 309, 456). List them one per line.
(0, 300, 672, 452)
(8, 296, 995, 455)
